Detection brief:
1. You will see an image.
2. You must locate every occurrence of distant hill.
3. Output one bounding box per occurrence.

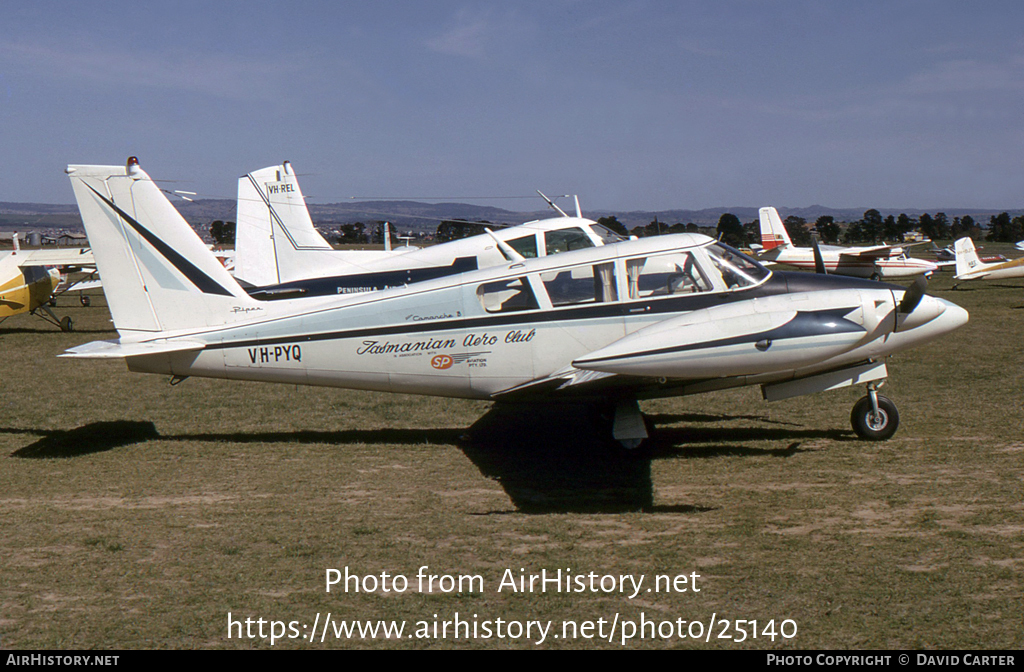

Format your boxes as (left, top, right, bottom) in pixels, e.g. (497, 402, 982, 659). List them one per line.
(2, 200, 1021, 234)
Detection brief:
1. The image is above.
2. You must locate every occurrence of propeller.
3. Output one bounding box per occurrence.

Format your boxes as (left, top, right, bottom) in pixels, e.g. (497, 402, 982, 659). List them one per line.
(811, 238, 827, 275)
(898, 276, 928, 315)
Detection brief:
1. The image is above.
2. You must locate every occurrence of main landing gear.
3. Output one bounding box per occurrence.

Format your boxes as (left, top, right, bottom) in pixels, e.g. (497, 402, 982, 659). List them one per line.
(851, 382, 899, 441)
(31, 305, 74, 332)
(605, 399, 652, 452)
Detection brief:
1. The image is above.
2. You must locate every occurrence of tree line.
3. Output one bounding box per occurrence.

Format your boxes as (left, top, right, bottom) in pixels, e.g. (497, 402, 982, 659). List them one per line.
(208, 211, 1024, 248)
(612, 210, 1024, 248)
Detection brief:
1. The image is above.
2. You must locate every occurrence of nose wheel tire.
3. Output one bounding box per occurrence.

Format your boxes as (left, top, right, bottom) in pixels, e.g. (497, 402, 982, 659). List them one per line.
(851, 394, 899, 441)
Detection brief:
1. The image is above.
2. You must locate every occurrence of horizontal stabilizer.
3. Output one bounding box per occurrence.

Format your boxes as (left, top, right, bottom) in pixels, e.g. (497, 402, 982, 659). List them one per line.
(60, 339, 206, 360)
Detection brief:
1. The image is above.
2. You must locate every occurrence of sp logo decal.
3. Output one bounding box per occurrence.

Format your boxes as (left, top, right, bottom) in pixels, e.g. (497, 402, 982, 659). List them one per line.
(431, 355, 454, 370)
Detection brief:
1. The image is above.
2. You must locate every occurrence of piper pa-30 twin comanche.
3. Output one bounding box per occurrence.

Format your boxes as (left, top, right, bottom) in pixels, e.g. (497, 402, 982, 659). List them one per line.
(234, 161, 624, 296)
(64, 159, 968, 447)
(758, 207, 939, 280)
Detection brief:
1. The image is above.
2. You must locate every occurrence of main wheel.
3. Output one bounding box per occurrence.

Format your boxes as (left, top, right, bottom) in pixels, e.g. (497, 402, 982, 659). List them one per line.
(851, 395, 899, 441)
(80, 295, 91, 307)
(59, 316, 74, 332)
(869, 272, 881, 281)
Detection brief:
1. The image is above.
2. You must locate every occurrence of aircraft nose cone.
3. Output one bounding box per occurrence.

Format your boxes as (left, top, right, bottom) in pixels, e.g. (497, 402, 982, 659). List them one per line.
(936, 297, 969, 332)
(897, 294, 968, 335)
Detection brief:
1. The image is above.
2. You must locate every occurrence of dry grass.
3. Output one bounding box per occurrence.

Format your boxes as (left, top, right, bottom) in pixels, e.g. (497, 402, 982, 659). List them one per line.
(1, 255, 1021, 649)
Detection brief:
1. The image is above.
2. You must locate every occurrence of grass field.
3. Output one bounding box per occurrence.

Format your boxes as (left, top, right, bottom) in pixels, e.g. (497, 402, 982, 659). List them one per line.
(1, 257, 1022, 649)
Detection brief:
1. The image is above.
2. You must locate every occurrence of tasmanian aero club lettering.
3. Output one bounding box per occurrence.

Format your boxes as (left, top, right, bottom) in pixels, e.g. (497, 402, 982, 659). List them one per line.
(357, 337, 458, 356)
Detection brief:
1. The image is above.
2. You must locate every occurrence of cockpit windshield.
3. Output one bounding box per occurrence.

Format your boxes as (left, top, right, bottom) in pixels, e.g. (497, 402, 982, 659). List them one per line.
(590, 224, 625, 244)
(704, 243, 771, 289)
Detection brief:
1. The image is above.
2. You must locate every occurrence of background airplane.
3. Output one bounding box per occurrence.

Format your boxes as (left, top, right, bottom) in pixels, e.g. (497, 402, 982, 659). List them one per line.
(233, 161, 625, 297)
(758, 207, 938, 279)
(953, 236, 1024, 287)
(0, 239, 70, 331)
(64, 159, 968, 447)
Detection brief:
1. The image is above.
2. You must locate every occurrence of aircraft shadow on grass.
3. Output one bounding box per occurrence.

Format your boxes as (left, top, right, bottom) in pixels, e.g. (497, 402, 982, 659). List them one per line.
(5, 405, 851, 515)
(456, 403, 846, 514)
(7, 421, 161, 458)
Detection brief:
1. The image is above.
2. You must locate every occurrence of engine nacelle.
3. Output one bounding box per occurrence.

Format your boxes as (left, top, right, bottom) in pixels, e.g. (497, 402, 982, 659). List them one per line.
(573, 290, 892, 379)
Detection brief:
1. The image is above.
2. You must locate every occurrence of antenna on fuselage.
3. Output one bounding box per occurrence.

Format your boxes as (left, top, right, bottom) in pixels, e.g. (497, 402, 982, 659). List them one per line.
(537, 190, 569, 218)
(485, 228, 525, 262)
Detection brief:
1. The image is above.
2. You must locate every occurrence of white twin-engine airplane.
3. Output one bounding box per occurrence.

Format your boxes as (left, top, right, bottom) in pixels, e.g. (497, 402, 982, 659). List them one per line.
(953, 236, 1024, 286)
(63, 159, 968, 447)
(234, 161, 625, 297)
(758, 207, 939, 280)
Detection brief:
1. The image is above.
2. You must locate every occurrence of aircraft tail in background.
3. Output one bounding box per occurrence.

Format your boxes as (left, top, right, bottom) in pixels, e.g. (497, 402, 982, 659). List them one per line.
(758, 206, 792, 251)
(954, 236, 983, 278)
(235, 161, 334, 287)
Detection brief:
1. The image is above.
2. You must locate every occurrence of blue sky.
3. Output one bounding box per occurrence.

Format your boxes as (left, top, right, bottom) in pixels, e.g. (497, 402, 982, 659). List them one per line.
(2, 1, 1022, 210)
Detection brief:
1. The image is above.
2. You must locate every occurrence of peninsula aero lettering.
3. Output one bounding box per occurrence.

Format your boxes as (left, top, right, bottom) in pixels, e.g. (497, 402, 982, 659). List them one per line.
(65, 158, 968, 449)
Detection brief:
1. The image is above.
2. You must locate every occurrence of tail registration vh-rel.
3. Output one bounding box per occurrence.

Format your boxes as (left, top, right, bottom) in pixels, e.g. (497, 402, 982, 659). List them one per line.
(63, 159, 968, 447)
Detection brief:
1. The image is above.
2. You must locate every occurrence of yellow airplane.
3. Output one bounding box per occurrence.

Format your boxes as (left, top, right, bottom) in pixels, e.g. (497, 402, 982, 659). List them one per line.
(0, 234, 81, 331)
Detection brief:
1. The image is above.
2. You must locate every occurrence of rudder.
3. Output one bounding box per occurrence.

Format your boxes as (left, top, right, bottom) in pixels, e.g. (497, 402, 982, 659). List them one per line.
(67, 158, 255, 337)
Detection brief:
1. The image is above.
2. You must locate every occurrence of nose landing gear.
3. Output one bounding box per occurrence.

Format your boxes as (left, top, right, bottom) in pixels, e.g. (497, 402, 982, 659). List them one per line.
(851, 382, 899, 441)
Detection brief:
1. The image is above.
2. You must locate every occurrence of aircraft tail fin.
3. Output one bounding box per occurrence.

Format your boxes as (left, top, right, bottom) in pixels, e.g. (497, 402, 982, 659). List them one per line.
(758, 207, 792, 250)
(235, 161, 333, 286)
(954, 236, 981, 277)
(66, 157, 256, 337)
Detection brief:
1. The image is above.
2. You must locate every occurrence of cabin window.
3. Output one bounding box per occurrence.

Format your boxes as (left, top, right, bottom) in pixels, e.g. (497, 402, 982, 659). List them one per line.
(507, 235, 539, 258)
(477, 277, 540, 313)
(625, 252, 712, 299)
(544, 228, 595, 255)
(540, 262, 618, 307)
(704, 243, 770, 289)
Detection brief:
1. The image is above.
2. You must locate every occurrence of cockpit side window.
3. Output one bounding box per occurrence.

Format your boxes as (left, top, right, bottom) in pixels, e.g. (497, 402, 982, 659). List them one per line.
(507, 235, 539, 259)
(476, 277, 540, 313)
(625, 252, 712, 299)
(544, 228, 595, 255)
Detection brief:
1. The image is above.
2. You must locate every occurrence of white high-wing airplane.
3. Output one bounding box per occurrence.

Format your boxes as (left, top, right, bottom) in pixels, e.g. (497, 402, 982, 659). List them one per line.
(63, 159, 968, 446)
(758, 207, 939, 279)
(234, 161, 624, 297)
(953, 236, 1024, 286)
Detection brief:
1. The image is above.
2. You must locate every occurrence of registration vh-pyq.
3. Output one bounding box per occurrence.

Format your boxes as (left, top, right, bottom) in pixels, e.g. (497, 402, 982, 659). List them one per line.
(63, 158, 968, 448)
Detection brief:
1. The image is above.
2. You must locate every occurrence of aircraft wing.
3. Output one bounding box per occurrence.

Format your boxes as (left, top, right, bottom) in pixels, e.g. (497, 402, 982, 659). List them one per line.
(14, 248, 94, 267)
(60, 339, 206, 359)
(837, 245, 899, 261)
(63, 277, 103, 292)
